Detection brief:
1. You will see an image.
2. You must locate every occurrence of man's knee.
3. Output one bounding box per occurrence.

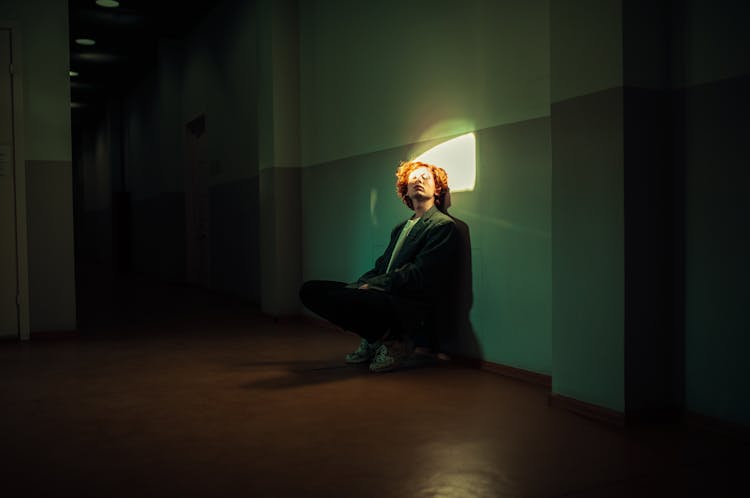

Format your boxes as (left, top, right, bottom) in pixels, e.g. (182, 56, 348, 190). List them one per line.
(298, 280, 310, 298)
(299, 280, 344, 309)
(299, 280, 318, 308)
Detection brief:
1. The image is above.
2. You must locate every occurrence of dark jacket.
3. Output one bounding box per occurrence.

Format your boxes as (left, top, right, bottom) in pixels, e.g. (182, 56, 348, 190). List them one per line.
(357, 205, 457, 300)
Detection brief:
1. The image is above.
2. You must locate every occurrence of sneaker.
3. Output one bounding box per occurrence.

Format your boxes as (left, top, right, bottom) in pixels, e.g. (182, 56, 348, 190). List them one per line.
(345, 338, 380, 364)
(368, 337, 415, 373)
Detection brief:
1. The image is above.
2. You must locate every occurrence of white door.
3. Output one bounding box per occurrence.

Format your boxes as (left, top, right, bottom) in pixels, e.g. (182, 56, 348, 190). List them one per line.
(0, 28, 18, 338)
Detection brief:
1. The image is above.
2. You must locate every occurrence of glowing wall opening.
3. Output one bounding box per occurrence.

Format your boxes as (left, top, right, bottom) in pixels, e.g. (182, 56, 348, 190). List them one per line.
(414, 132, 476, 193)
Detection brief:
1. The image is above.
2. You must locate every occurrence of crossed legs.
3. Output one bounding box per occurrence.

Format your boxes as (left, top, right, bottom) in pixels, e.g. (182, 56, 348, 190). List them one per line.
(298, 280, 399, 343)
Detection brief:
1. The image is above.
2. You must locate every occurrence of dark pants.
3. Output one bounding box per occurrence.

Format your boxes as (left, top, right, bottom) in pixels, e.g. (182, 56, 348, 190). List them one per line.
(299, 280, 419, 343)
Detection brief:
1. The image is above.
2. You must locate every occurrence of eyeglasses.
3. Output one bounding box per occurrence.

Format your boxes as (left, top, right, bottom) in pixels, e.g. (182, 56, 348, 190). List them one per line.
(408, 171, 433, 182)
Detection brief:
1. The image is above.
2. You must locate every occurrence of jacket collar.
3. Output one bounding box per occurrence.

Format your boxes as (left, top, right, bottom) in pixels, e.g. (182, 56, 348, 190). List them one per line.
(412, 204, 441, 224)
(402, 205, 440, 243)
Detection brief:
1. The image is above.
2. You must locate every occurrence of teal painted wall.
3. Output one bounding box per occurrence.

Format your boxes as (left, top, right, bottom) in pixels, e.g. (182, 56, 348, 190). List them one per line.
(549, 0, 622, 103)
(299, 0, 550, 166)
(125, 66, 185, 281)
(550, 89, 625, 412)
(181, 0, 261, 301)
(0, 0, 76, 332)
(675, 0, 750, 87)
(124, 0, 260, 300)
(678, 0, 750, 425)
(182, 0, 259, 184)
(0, 0, 71, 161)
(68, 0, 750, 426)
(549, 0, 626, 412)
(300, 0, 552, 374)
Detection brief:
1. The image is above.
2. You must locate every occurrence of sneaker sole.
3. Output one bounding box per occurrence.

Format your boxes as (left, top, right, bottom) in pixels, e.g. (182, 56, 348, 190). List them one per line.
(345, 356, 372, 364)
(369, 361, 401, 372)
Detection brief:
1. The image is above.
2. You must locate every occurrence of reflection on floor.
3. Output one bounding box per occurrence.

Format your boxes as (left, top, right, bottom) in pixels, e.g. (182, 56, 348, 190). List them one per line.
(1, 270, 748, 497)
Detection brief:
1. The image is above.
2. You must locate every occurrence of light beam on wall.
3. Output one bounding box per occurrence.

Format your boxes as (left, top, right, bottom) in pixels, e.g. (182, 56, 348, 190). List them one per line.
(414, 132, 476, 193)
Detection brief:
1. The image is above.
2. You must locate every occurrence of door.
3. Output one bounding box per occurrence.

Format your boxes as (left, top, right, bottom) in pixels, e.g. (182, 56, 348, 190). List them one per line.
(0, 28, 18, 338)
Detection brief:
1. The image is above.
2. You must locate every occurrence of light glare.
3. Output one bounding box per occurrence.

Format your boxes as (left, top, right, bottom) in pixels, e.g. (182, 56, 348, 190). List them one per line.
(414, 133, 476, 193)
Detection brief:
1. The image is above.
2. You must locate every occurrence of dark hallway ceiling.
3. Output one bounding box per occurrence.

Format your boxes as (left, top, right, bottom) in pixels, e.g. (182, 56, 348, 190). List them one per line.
(69, 0, 213, 116)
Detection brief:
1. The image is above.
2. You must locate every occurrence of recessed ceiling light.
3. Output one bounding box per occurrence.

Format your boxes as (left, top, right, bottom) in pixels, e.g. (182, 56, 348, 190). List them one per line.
(75, 52, 121, 63)
(71, 81, 97, 90)
(69, 70, 79, 77)
(96, 0, 120, 7)
(75, 38, 96, 46)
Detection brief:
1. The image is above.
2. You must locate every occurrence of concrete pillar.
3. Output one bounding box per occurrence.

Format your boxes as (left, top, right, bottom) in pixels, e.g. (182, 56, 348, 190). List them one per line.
(551, 0, 681, 422)
(257, 0, 303, 316)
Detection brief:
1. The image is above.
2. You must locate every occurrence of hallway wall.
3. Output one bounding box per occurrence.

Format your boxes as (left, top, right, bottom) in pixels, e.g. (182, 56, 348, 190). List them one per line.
(123, 0, 260, 301)
(549, 0, 626, 413)
(299, 0, 552, 374)
(70, 0, 750, 427)
(0, 0, 76, 332)
(677, 0, 750, 426)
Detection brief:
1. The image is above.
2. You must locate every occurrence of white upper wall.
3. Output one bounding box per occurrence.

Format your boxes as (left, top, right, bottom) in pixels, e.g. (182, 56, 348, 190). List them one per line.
(300, 0, 550, 166)
(0, 0, 71, 161)
(676, 0, 750, 87)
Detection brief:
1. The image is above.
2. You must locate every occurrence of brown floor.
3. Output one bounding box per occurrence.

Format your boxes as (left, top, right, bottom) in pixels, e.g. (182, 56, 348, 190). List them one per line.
(1, 269, 748, 497)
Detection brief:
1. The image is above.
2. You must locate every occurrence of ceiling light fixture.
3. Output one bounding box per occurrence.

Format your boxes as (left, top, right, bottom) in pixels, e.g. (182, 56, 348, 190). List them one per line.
(69, 70, 79, 77)
(74, 52, 123, 63)
(75, 38, 96, 46)
(95, 0, 120, 7)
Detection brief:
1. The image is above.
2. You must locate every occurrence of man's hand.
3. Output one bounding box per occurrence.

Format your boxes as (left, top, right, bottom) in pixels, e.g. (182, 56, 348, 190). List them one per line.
(358, 283, 369, 290)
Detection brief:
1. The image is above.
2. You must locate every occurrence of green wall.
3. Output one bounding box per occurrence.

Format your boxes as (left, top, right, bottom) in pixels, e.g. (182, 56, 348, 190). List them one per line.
(182, 0, 259, 184)
(123, 0, 261, 300)
(676, 0, 750, 87)
(74, 104, 116, 268)
(547, 0, 750, 421)
(71, 0, 750, 427)
(550, 0, 625, 413)
(0, 0, 72, 160)
(125, 67, 185, 281)
(678, 0, 750, 425)
(299, 0, 550, 166)
(300, 0, 552, 374)
(549, 0, 623, 103)
(0, 0, 75, 332)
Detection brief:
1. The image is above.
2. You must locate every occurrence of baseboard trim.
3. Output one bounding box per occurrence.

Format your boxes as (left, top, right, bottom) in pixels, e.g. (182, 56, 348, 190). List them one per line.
(548, 393, 626, 428)
(449, 355, 552, 388)
(298, 315, 630, 427)
(299, 315, 552, 387)
(30, 329, 81, 340)
(685, 411, 750, 442)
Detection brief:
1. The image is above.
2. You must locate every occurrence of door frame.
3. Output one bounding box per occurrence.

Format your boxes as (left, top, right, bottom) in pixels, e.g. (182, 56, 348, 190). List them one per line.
(184, 114, 210, 289)
(1, 22, 29, 340)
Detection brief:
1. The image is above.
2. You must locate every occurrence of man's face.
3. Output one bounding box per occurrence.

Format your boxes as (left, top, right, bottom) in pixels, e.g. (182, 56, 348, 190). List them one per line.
(407, 166, 436, 203)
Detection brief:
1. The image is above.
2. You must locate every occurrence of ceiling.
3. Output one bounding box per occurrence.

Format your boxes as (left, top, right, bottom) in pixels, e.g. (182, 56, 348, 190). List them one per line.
(69, 0, 213, 116)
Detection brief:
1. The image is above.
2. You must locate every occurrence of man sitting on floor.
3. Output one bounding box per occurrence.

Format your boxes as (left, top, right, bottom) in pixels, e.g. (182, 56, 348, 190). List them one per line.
(299, 160, 458, 372)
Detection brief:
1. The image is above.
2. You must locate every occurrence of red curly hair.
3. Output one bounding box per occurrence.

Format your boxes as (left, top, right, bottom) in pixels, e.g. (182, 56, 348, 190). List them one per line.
(395, 160, 449, 210)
